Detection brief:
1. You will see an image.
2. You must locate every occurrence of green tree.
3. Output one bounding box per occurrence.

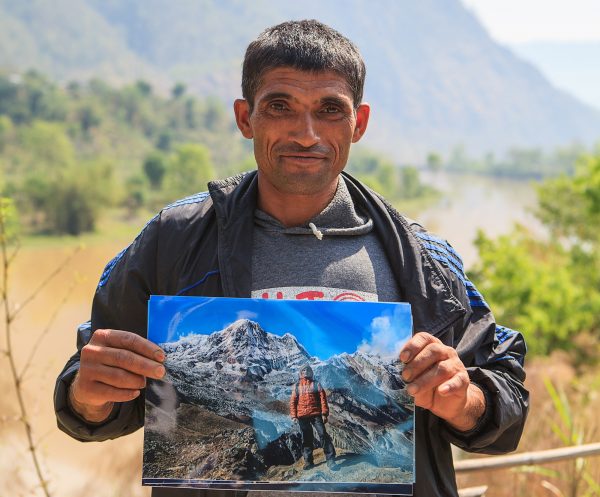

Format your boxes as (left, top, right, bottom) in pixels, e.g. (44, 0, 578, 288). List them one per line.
(472, 226, 600, 355)
(165, 144, 215, 199)
(536, 154, 600, 243)
(18, 121, 75, 174)
(143, 152, 167, 190)
(472, 153, 600, 357)
(426, 152, 442, 171)
(135, 80, 153, 96)
(347, 149, 398, 198)
(123, 174, 147, 216)
(0, 115, 14, 151)
(171, 82, 186, 99)
(203, 97, 226, 131)
(77, 104, 101, 134)
(399, 166, 422, 199)
(156, 130, 172, 151)
(46, 159, 114, 235)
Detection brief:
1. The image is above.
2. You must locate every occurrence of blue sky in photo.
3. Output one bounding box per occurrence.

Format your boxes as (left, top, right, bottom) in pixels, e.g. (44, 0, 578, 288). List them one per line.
(148, 296, 412, 360)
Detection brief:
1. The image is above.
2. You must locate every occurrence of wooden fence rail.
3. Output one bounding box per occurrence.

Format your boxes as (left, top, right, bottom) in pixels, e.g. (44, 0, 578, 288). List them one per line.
(455, 442, 600, 473)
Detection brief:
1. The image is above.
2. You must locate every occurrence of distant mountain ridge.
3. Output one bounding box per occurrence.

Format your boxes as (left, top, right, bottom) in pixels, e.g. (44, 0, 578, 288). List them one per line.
(2, 0, 599, 160)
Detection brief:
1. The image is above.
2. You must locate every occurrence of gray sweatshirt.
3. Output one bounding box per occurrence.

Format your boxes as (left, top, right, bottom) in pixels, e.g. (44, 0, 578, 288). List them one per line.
(251, 177, 400, 303)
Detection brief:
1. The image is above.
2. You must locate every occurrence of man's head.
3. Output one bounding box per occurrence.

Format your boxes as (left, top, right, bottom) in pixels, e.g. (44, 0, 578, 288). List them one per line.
(299, 364, 314, 380)
(242, 19, 366, 111)
(234, 20, 370, 211)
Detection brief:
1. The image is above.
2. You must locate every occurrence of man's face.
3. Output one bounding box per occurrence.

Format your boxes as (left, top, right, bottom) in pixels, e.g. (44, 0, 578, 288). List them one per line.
(300, 367, 311, 379)
(234, 67, 369, 197)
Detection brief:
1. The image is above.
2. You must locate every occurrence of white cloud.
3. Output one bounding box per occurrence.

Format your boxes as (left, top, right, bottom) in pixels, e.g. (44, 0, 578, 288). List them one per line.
(237, 310, 258, 321)
(358, 308, 410, 361)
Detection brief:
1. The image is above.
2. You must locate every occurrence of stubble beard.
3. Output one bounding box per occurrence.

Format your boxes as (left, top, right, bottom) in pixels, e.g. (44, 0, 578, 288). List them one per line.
(271, 166, 337, 196)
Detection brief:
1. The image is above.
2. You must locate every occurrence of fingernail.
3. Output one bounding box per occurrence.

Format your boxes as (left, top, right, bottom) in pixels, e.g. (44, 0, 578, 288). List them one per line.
(154, 350, 165, 362)
(132, 390, 141, 399)
(439, 385, 450, 394)
(400, 351, 410, 363)
(155, 365, 166, 378)
(406, 384, 419, 395)
(402, 370, 412, 382)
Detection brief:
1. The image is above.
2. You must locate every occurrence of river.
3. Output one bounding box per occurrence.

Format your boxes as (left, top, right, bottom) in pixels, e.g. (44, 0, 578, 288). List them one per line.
(406, 171, 543, 269)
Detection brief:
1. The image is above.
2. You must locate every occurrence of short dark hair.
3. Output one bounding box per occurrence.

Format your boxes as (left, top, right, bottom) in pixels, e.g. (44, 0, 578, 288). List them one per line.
(242, 19, 366, 110)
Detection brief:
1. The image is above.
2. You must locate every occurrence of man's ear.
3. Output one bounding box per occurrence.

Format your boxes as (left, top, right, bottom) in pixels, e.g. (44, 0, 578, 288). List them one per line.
(234, 99, 253, 139)
(352, 103, 370, 143)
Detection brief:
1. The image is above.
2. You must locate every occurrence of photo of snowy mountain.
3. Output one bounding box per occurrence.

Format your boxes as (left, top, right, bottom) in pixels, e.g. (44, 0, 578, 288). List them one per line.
(143, 296, 414, 494)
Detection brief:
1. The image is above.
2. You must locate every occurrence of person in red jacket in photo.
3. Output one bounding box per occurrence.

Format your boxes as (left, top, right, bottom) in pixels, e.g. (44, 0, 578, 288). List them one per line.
(290, 364, 337, 470)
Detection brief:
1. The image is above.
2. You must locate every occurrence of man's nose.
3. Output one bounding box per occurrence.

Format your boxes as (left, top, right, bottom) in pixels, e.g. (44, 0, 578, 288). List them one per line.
(289, 112, 319, 147)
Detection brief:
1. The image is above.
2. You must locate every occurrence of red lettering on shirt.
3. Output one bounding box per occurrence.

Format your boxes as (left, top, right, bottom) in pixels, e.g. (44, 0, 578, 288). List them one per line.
(262, 291, 284, 299)
(296, 291, 324, 300)
(333, 292, 366, 302)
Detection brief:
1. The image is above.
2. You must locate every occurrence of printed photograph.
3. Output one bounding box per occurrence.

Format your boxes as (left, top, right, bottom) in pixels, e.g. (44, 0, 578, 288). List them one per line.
(143, 296, 414, 494)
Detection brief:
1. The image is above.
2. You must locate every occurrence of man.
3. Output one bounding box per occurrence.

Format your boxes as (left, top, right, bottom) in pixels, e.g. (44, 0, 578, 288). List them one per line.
(54, 20, 529, 497)
(289, 364, 336, 470)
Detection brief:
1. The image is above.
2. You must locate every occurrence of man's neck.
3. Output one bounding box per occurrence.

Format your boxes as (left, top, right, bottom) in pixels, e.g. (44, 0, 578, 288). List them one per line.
(257, 174, 339, 228)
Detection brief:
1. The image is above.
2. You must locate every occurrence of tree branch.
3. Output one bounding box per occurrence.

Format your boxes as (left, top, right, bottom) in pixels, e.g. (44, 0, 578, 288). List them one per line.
(20, 279, 78, 382)
(12, 246, 81, 319)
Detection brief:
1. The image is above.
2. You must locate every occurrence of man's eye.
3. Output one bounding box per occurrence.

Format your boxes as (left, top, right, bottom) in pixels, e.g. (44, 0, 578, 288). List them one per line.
(269, 102, 287, 112)
(322, 105, 341, 114)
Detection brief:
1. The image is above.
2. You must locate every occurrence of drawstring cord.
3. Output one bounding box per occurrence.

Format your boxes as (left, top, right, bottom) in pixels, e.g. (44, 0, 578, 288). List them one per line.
(308, 222, 323, 240)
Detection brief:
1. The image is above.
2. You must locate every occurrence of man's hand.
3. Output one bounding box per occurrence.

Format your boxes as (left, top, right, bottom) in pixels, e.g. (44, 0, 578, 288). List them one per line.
(69, 329, 166, 423)
(400, 332, 485, 432)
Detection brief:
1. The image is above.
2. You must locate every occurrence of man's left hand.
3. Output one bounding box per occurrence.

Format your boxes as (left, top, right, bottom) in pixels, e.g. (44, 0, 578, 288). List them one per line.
(400, 332, 485, 432)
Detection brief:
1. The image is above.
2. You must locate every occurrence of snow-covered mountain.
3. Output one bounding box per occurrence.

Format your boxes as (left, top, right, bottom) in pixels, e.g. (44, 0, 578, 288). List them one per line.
(145, 319, 413, 481)
(162, 318, 311, 380)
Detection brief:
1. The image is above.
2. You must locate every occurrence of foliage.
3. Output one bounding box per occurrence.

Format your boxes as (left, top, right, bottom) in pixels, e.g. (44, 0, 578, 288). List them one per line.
(441, 142, 590, 179)
(143, 151, 167, 190)
(536, 153, 600, 243)
(472, 153, 600, 357)
(426, 152, 442, 171)
(347, 148, 437, 202)
(164, 144, 215, 199)
(0, 71, 436, 236)
(0, 71, 250, 235)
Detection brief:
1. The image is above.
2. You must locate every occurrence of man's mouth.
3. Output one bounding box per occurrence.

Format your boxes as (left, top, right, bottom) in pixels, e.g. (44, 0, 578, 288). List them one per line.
(280, 154, 327, 163)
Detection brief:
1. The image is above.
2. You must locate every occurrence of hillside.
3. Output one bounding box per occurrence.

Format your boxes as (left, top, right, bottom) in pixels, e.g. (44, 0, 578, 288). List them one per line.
(1, 0, 600, 161)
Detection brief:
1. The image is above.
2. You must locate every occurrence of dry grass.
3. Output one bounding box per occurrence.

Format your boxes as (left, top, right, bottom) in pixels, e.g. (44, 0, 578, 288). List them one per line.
(457, 354, 600, 497)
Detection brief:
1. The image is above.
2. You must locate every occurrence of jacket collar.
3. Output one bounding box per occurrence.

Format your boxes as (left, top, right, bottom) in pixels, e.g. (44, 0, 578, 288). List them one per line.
(208, 172, 258, 298)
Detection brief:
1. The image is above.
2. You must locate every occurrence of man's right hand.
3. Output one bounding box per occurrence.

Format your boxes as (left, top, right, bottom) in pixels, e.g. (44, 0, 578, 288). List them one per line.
(69, 329, 166, 423)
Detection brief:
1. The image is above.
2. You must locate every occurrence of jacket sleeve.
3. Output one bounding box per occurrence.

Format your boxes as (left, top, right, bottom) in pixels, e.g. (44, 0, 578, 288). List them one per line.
(53, 214, 160, 442)
(318, 383, 329, 417)
(417, 230, 529, 454)
(290, 384, 298, 418)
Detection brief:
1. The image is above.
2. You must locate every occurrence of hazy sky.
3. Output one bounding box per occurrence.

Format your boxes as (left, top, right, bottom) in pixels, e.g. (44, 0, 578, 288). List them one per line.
(462, 0, 600, 43)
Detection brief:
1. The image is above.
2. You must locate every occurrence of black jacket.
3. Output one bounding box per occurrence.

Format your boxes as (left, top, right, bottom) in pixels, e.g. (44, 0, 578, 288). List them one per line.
(54, 171, 529, 497)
